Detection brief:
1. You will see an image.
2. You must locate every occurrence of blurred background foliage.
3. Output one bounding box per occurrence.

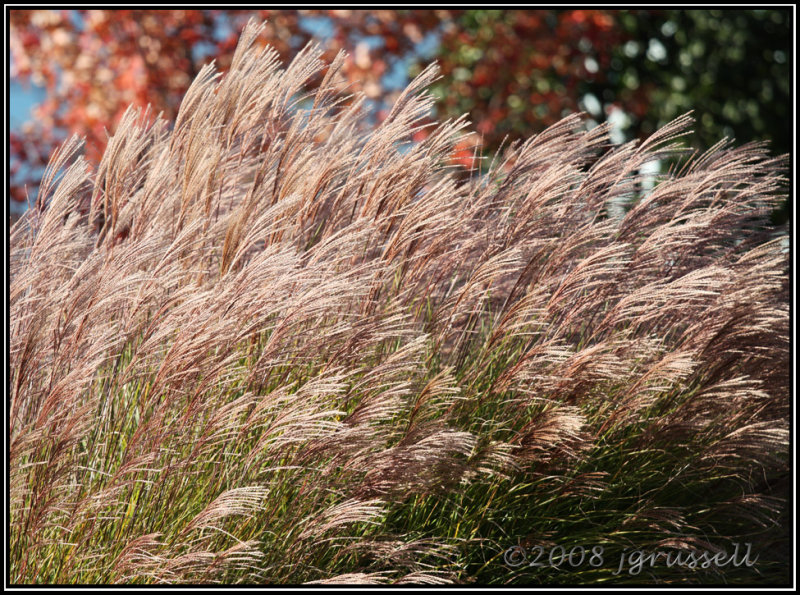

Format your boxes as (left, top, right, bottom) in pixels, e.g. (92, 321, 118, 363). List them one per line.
(9, 9, 792, 222)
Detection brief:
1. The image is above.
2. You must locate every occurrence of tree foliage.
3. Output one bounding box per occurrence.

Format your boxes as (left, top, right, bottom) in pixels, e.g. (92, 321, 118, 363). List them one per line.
(9, 9, 792, 221)
(610, 10, 792, 155)
(417, 10, 629, 148)
(9, 9, 446, 203)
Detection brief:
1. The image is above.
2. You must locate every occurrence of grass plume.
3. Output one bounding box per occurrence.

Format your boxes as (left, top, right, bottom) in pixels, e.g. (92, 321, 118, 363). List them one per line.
(9, 20, 790, 585)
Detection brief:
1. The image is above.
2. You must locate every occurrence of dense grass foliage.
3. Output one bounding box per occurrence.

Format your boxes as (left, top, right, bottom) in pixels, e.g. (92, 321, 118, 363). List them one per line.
(9, 21, 790, 585)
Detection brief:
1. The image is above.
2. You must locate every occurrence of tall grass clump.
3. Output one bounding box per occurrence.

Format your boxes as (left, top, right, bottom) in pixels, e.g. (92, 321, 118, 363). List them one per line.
(9, 20, 790, 585)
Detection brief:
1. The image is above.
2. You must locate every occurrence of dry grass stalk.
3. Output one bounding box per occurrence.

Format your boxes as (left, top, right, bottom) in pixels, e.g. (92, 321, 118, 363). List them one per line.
(9, 19, 789, 585)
